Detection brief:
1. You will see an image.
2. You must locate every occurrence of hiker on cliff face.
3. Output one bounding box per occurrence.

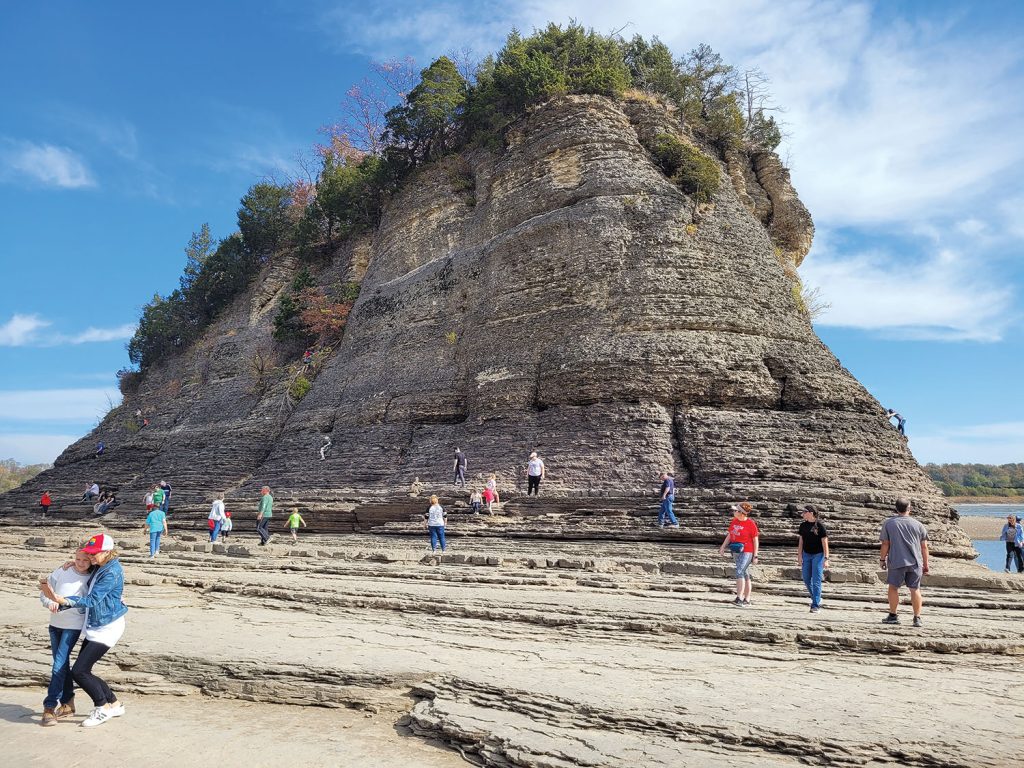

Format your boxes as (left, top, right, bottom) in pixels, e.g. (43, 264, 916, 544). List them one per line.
(483, 474, 500, 513)
(885, 409, 906, 436)
(95, 441, 105, 458)
(879, 498, 929, 627)
(658, 472, 679, 529)
(453, 447, 467, 487)
(40, 490, 52, 517)
(256, 486, 274, 546)
(999, 514, 1024, 573)
(151, 484, 165, 514)
(409, 477, 424, 498)
(797, 505, 831, 613)
(719, 502, 759, 607)
(319, 435, 332, 461)
(526, 452, 545, 496)
(158, 480, 172, 513)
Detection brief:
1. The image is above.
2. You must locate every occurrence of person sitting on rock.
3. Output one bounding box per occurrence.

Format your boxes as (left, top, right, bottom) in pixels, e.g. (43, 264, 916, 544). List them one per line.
(81, 483, 100, 503)
(885, 409, 906, 436)
(319, 435, 332, 461)
(95, 441, 105, 458)
(409, 477, 424, 498)
(999, 514, 1024, 573)
(302, 349, 313, 365)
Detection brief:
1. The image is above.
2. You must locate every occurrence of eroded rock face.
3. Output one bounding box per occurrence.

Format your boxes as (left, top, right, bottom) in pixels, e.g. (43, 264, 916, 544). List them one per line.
(0, 95, 971, 557)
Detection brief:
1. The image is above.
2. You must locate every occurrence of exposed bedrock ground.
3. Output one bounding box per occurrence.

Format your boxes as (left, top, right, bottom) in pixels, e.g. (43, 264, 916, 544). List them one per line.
(1, 527, 1021, 766)
(0, 94, 970, 557)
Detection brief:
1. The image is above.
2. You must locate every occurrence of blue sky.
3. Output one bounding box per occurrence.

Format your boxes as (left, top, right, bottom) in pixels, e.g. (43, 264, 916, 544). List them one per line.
(1, 1, 1022, 466)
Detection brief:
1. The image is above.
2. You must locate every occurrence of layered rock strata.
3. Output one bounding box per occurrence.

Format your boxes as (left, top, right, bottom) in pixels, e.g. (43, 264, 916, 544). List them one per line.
(0, 94, 971, 557)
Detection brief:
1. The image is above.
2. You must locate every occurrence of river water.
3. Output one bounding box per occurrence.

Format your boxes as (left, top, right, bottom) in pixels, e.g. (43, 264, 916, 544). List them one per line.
(954, 503, 1024, 572)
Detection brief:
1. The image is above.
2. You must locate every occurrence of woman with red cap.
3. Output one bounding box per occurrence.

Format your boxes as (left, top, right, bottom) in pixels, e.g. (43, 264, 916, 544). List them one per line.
(40, 533, 128, 728)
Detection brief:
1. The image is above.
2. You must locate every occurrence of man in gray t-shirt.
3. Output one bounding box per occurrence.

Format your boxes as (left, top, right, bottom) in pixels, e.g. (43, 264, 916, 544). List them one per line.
(879, 498, 929, 627)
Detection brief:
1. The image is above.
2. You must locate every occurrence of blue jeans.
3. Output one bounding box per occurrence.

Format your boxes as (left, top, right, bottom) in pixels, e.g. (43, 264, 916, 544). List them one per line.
(209, 520, 222, 542)
(44, 626, 82, 708)
(802, 552, 825, 607)
(429, 525, 446, 552)
(149, 530, 163, 556)
(658, 497, 678, 526)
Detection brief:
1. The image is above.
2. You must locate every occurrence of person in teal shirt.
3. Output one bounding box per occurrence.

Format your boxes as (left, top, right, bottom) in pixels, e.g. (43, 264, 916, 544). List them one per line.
(144, 507, 167, 558)
(286, 509, 306, 543)
(256, 486, 273, 546)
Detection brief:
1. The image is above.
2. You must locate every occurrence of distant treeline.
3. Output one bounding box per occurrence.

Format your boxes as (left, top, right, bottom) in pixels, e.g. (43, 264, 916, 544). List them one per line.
(926, 463, 1024, 497)
(0, 458, 50, 494)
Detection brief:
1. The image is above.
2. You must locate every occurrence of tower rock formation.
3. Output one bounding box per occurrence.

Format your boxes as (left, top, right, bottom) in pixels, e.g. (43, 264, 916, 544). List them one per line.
(1, 94, 972, 557)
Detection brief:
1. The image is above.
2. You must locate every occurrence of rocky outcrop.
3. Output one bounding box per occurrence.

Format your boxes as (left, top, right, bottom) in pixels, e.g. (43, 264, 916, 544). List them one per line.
(0, 94, 970, 558)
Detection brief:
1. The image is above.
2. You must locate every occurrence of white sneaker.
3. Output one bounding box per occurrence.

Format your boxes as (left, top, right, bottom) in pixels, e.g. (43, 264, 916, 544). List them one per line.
(82, 703, 124, 727)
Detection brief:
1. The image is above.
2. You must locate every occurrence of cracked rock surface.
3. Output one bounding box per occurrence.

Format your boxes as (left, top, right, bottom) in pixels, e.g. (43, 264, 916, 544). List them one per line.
(1, 525, 1020, 766)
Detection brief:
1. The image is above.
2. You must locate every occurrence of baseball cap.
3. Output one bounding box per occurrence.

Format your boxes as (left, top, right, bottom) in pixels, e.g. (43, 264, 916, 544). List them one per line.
(80, 533, 115, 554)
(730, 502, 753, 513)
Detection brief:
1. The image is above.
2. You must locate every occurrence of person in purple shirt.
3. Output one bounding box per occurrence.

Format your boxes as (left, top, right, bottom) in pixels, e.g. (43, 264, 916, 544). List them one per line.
(658, 472, 679, 529)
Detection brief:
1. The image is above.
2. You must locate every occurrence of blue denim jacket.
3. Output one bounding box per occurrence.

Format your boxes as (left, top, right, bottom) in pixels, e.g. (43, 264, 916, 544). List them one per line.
(63, 558, 128, 629)
(1000, 523, 1024, 547)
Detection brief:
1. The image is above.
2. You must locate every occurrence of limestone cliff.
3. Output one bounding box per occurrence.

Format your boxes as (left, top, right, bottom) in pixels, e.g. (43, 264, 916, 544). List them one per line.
(0, 94, 972, 557)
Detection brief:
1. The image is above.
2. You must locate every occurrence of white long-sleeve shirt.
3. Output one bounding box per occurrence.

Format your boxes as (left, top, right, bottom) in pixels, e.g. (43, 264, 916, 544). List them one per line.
(208, 499, 226, 521)
(40, 565, 91, 630)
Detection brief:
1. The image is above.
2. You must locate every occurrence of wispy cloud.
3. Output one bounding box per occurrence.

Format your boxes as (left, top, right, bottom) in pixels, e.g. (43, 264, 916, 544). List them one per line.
(0, 314, 51, 346)
(801, 237, 1015, 342)
(0, 314, 135, 347)
(0, 388, 121, 422)
(911, 421, 1024, 464)
(0, 139, 96, 189)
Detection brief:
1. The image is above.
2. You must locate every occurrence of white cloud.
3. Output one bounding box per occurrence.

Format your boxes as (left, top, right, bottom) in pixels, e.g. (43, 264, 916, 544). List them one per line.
(802, 240, 1015, 341)
(0, 314, 135, 347)
(0, 139, 95, 188)
(910, 422, 1024, 464)
(0, 388, 121, 422)
(59, 324, 137, 344)
(0, 433, 78, 465)
(0, 314, 50, 346)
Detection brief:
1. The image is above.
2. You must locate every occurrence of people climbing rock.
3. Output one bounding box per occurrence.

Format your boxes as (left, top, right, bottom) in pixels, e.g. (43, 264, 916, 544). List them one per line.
(879, 498, 929, 627)
(145, 503, 167, 558)
(151, 483, 165, 514)
(144, 488, 155, 512)
(409, 477, 424, 498)
(319, 435, 332, 461)
(453, 447, 467, 487)
(286, 508, 307, 543)
(256, 486, 273, 546)
(483, 474, 500, 513)
(999, 514, 1024, 573)
(886, 409, 906, 436)
(95, 441, 105, 458)
(41, 533, 128, 728)
(658, 472, 679, 529)
(302, 348, 313, 365)
(526, 452, 545, 496)
(424, 495, 447, 553)
(719, 502, 759, 607)
(158, 480, 172, 513)
(469, 489, 482, 514)
(38, 548, 92, 726)
(208, 494, 226, 543)
(40, 490, 51, 517)
(797, 505, 830, 613)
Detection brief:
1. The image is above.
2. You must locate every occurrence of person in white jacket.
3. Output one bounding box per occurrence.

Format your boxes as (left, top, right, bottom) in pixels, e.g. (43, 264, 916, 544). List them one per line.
(208, 494, 226, 542)
(38, 550, 93, 726)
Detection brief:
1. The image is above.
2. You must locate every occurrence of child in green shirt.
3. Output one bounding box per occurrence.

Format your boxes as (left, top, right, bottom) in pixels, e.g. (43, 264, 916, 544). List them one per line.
(286, 509, 306, 542)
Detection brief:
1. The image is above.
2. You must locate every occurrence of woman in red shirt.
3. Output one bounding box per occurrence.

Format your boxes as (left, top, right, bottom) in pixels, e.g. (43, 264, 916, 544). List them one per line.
(40, 491, 52, 517)
(719, 502, 760, 607)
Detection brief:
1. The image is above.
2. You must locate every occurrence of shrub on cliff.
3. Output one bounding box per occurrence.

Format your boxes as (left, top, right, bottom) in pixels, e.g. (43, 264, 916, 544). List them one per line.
(649, 133, 720, 203)
(384, 56, 468, 171)
(468, 23, 631, 135)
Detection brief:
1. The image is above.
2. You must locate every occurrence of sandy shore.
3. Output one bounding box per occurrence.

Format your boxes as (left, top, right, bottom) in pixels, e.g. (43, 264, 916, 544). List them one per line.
(958, 515, 1009, 541)
(1, 524, 1022, 767)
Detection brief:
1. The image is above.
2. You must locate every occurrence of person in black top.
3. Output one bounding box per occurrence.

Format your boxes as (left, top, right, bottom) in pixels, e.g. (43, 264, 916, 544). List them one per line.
(453, 448, 467, 487)
(797, 505, 830, 613)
